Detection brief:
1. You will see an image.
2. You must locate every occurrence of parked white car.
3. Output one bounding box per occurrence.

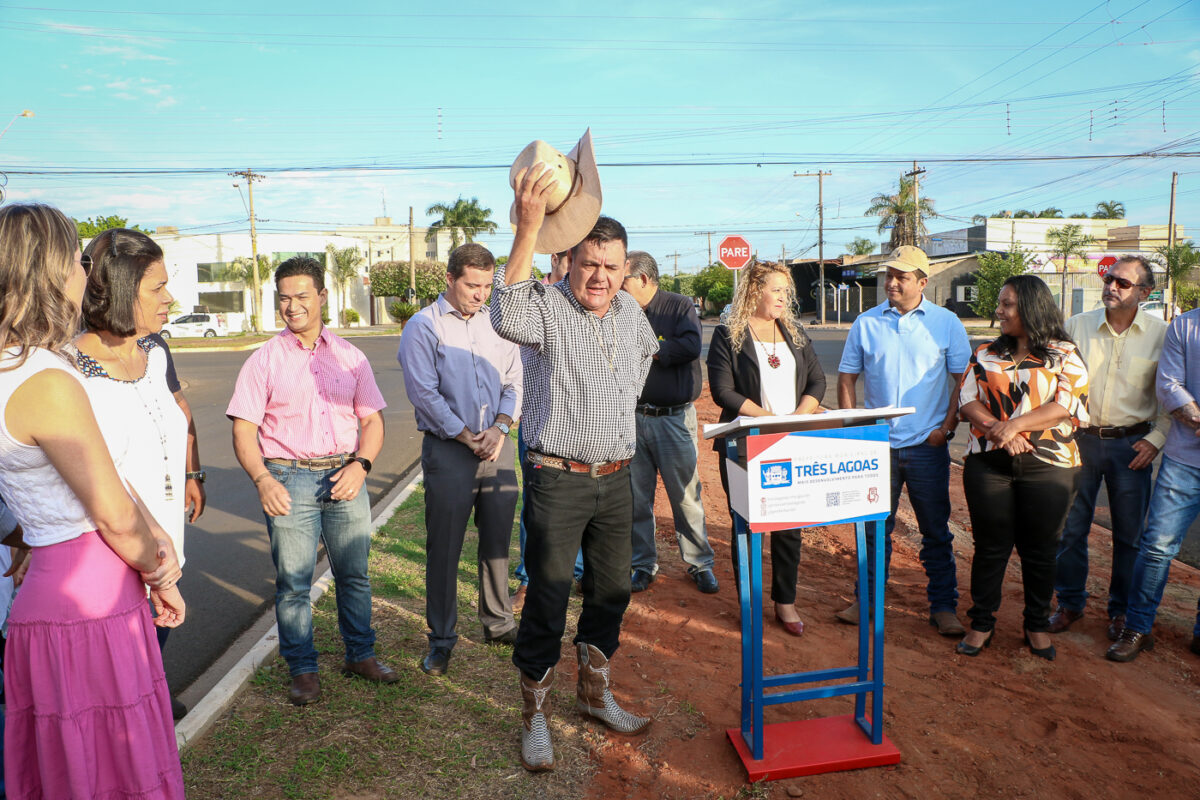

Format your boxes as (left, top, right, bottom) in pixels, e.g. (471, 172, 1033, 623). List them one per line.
(160, 312, 230, 339)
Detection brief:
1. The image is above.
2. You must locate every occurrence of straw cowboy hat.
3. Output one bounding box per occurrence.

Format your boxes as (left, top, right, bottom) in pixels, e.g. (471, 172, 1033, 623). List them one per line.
(509, 129, 602, 254)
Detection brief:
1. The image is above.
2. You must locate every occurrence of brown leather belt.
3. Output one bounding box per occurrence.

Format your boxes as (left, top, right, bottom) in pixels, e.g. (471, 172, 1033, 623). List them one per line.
(1080, 422, 1152, 440)
(266, 453, 355, 470)
(526, 450, 631, 478)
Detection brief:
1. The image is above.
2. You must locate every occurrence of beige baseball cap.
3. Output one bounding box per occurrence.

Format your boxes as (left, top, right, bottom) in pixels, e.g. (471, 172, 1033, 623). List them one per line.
(509, 129, 602, 255)
(878, 245, 930, 273)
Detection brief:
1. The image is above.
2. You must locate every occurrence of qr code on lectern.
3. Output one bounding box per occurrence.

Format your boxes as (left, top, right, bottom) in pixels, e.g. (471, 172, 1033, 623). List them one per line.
(826, 492, 840, 507)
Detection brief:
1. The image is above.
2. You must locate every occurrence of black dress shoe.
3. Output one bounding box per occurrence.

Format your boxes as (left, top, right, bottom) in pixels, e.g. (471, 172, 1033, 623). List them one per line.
(1107, 614, 1126, 642)
(955, 630, 993, 657)
(170, 695, 188, 721)
(690, 568, 719, 594)
(288, 672, 322, 706)
(1047, 606, 1084, 633)
(1023, 630, 1056, 661)
(1106, 629, 1154, 662)
(485, 626, 518, 646)
(630, 568, 655, 593)
(421, 647, 452, 676)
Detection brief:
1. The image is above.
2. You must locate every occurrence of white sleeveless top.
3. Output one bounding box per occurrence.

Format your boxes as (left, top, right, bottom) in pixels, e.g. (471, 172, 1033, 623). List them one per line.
(753, 339, 798, 415)
(0, 348, 97, 546)
(76, 338, 186, 566)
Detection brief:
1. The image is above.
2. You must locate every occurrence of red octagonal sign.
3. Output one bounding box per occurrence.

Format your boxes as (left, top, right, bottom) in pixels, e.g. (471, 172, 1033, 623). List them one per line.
(718, 235, 752, 270)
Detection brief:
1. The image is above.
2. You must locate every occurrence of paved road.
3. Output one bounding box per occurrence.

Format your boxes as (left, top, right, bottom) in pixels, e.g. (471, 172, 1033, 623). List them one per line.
(165, 335, 421, 695)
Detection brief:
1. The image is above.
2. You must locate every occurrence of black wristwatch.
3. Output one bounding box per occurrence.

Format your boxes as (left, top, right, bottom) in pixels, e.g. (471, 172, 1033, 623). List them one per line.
(186, 470, 207, 483)
(940, 427, 956, 442)
(352, 456, 373, 473)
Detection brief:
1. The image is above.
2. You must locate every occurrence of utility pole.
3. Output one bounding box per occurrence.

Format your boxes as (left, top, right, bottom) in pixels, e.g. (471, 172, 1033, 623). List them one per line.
(664, 252, 681, 279)
(229, 169, 265, 331)
(795, 171, 830, 324)
(905, 161, 927, 249)
(1166, 171, 1179, 321)
(408, 206, 417, 300)
(694, 231, 716, 267)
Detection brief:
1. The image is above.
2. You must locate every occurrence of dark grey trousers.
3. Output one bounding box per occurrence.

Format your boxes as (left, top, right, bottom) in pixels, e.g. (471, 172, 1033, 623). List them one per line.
(422, 433, 519, 649)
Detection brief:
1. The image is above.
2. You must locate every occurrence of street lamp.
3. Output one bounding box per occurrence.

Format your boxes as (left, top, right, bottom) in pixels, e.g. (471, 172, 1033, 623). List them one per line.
(0, 110, 34, 143)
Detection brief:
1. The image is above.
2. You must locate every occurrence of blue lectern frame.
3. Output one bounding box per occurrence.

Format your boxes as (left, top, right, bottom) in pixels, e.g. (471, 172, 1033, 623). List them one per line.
(715, 416, 900, 779)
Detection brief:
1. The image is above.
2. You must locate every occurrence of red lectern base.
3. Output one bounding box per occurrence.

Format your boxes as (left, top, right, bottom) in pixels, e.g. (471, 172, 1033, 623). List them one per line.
(726, 714, 901, 782)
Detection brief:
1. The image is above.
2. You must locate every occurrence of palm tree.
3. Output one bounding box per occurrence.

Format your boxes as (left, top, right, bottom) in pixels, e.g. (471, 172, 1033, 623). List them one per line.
(1013, 210, 1036, 218)
(864, 176, 936, 250)
(425, 196, 498, 251)
(1154, 239, 1199, 320)
(1046, 224, 1096, 313)
(971, 214, 988, 225)
(229, 254, 274, 330)
(1092, 200, 1126, 219)
(326, 244, 365, 325)
(1037, 207, 1064, 219)
(845, 236, 876, 256)
(992, 210, 1014, 219)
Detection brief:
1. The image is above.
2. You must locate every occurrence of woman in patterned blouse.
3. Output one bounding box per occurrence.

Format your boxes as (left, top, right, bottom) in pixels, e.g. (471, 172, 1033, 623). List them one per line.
(956, 275, 1089, 661)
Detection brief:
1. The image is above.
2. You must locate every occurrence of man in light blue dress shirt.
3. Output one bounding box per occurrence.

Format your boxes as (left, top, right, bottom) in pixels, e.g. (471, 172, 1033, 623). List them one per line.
(837, 246, 972, 635)
(398, 243, 524, 677)
(1107, 307, 1200, 662)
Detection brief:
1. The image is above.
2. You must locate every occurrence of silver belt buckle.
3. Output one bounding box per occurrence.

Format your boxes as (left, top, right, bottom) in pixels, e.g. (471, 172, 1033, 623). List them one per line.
(589, 462, 600, 478)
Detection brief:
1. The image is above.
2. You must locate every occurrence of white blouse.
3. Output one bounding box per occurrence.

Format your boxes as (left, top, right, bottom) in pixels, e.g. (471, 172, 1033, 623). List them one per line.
(752, 337, 798, 415)
(77, 339, 187, 566)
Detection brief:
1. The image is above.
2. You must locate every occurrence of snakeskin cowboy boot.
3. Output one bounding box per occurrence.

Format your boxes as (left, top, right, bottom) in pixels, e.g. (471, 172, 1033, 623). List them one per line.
(519, 667, 555, 771)
(575, 643, 651, 735)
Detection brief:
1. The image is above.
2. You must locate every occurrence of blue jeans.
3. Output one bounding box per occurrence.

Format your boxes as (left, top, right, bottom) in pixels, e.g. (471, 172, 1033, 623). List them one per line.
(1124, 455, 1200, 635)
(1054, 433, 1152, 617)
(859, 442, 958, 613)
(516, 430, 583, 586)
(630, 406, 715, 574)
(264, 462, 376, 676)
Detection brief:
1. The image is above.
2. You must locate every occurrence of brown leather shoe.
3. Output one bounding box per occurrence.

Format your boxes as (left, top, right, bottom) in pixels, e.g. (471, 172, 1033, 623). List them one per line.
(1105, 629, 1154, 662)
(1047, 606, 1084, 633)
(1107, 614, 1126, 642)
(342, 656, 400, 684)
(511, 585, 527, 615)
(288, 672, 321, 706)
(929, 611, 966, 636)
(835, 601, 859, 625)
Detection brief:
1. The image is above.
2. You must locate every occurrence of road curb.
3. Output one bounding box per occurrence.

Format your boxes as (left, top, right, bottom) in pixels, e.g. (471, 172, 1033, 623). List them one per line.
(174, 466, 424, 750)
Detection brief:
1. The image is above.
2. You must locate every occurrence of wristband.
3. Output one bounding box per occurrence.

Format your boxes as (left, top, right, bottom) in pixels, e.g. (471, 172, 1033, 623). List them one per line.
(253, 471, 271, 485)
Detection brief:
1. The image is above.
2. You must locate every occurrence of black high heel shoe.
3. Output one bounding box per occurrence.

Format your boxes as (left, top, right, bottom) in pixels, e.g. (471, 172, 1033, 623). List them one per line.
(1023, 629, 1056, 661)
(955, 630, 994, 656)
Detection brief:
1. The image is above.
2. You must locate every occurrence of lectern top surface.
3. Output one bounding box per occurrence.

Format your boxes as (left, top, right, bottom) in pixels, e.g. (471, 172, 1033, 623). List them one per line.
(701, 406, 915, 440)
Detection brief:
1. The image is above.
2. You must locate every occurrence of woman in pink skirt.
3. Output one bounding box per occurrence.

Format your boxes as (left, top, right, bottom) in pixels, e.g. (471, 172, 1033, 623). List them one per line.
(0, 203, 186, 799)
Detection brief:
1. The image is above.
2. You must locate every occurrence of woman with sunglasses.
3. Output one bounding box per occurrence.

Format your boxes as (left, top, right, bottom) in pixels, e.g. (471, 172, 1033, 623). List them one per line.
(0, 204, 185, 798)
(956, 275, 1088, 661)
(76, 228, 191, 715)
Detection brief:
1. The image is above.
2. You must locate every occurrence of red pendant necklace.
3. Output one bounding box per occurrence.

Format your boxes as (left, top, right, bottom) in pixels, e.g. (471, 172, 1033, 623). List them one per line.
(751, 324, 781, 369)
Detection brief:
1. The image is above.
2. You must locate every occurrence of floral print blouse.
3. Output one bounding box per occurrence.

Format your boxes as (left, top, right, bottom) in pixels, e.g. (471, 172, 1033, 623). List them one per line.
(958, 340, 1090, 468)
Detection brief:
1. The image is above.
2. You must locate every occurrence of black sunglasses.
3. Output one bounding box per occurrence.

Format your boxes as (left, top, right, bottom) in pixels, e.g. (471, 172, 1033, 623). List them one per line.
(1101, 273, 1143, 291)
(79, 253, 92, 275)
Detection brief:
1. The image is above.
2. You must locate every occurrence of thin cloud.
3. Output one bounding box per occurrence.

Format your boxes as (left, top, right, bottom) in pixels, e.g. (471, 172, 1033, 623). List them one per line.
(85, 44, 172, 63)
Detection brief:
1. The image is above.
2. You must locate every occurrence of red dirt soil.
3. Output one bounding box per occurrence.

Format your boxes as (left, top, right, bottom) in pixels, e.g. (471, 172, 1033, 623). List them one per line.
(583, 390, 1200, 799)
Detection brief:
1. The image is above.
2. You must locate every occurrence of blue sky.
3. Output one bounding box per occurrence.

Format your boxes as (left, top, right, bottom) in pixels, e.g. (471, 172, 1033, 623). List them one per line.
(2, 0, 1198, 271)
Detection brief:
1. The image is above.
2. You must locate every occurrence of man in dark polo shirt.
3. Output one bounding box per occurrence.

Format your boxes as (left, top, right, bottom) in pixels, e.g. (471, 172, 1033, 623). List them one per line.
(621, 251, 718, 594)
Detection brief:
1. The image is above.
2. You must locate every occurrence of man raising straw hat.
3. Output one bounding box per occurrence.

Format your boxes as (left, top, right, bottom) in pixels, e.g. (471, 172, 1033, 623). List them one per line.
(491, 131, 659, 772)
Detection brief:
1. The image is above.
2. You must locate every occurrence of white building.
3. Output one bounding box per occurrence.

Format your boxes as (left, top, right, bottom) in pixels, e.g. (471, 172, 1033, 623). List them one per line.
(147, 218, 456, 331)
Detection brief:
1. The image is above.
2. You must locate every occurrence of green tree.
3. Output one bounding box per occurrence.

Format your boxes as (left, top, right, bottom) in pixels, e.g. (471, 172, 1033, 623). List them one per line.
(971, 247, 1032, 326)
(228, 254, 275, 284)
(1069, 212, 1091, 219)
(1092, 200, 1126, 219)
(74, 215, 149, 239)
(1037, 207, 1063, 219)
(845, 237, 876, 256)
(325, 244, 365, 326)
(971, 215, 988, 225)
(672, 274, 696, 297)
(1013, 210, 1036, 218)
(864, 176, 936, 250)
(1154, 239, 1199, 319)
(368, 260, 448, 301)
(691, 262, 734, 304)
(1046, 224, 1096, 312)
(425, 196, 498, 250)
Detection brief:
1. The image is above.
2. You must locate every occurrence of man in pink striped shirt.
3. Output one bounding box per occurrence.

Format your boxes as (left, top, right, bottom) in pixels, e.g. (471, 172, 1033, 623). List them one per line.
(228, 256, 395, 706)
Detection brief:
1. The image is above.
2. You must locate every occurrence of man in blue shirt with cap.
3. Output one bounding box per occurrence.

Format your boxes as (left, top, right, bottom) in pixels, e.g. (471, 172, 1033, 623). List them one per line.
(837, 245, 972, 635)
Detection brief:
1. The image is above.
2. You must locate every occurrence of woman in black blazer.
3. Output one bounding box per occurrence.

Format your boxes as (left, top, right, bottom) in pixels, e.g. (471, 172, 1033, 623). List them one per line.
(706, 261, 826, 636)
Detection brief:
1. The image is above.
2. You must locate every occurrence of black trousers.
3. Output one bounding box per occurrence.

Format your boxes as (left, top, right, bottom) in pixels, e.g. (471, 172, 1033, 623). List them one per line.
(963, 450, 1080, 633)
(512, 462, 633, 680)
(718, 452, 803, 605)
